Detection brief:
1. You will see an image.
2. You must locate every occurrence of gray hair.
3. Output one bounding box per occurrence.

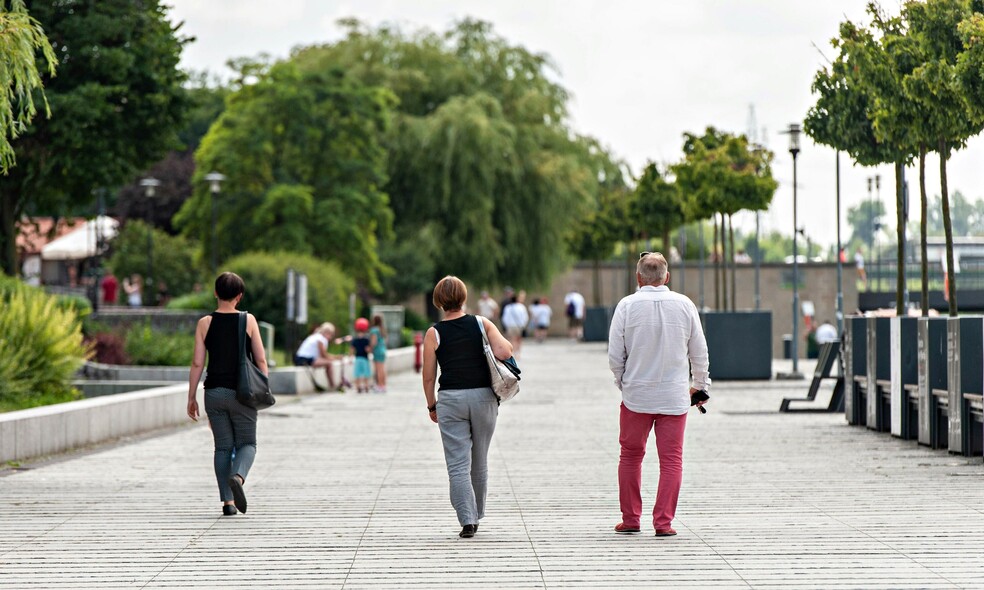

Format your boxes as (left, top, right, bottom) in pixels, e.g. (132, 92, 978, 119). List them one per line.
(637, 252, 668, 285)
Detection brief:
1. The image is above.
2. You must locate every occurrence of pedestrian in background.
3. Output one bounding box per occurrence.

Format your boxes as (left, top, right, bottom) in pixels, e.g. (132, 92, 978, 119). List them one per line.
(123, 274, 143, 307)
(351, 318, 373, 394)
(564, 289, 585, 340)
(477, 290, 499, 322)
(529, 297, 552, 342)
(500, 293, 529, 358)
(100, 271, 119, 305)
(608, 252, 709, 537)
(498, 286, 515, 330)
(369, 315, 388, 393)
(187, 272, 269, 516)
(294, 322, 344, 391)
(422, 275, 513, 538)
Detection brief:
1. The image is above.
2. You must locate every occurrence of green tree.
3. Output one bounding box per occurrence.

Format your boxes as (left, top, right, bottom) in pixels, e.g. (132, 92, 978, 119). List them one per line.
(838, 8, 921, 313)
(174, 63, 395, 289)
(567, 186, 630, 304)
(0, 0, 56, 172)
(847, 199, 888, 251)
(0, 0, 187, 276)
(908, 190, 982, 236)
(291, 19, 620, 289)
(803, 16, 900, 207)
(632, 163, 685, 256)
(902, 0, 979, 315)
(673, 128, 776, 310)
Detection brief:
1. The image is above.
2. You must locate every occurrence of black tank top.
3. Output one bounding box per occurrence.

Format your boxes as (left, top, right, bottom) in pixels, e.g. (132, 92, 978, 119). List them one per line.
(203, 312, 250, 390)
(434, 315, 492, 391)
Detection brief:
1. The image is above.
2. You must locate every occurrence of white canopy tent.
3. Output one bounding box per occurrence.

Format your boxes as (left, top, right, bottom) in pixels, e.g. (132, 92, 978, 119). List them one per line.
(40, 216, 118, 261)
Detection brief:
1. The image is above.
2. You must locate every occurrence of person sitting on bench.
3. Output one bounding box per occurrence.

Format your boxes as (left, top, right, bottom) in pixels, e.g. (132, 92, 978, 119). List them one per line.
(294, 322, 345, 391)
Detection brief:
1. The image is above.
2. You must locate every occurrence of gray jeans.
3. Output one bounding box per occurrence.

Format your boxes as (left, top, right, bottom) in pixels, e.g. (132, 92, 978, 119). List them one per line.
(437, 387, 499, 526)
(204, 387, 257, 502)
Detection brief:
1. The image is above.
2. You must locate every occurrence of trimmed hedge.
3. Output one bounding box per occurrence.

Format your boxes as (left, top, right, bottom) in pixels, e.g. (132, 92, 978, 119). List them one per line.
(222, 251, 354, 345)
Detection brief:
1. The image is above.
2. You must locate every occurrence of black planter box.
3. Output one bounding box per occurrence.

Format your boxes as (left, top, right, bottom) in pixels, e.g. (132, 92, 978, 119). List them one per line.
(583, 306, 614, 342)
(701, 311, 772, 380)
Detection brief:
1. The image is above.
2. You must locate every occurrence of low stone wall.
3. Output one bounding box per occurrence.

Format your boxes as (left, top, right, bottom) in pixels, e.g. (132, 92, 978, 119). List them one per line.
(0, 383, 193, 464)
(1, 347, 419, 464)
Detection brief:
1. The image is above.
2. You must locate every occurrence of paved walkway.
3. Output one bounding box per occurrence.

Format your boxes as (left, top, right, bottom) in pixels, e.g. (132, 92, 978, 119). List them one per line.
(1, 340, 983, 589)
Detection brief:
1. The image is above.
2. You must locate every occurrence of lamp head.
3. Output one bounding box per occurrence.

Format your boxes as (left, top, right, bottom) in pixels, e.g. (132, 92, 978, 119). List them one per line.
(139, 177, 161, 198)
(204, 171, 226, 194)
(786, 123, 801, 155)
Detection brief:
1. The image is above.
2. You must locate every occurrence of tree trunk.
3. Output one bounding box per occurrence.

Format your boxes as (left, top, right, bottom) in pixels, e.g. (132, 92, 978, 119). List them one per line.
(718, 213, 728, 310)
(729, 213, 737, 311)
(712, 216, 720, 310)
(0, 191, 17, 276)
(919, 145, 928, 317)
(894, 161, 905, 317)
(592, 259, 601, 307)
(626, 239, 635, 296)
(939, 139, 957, 316)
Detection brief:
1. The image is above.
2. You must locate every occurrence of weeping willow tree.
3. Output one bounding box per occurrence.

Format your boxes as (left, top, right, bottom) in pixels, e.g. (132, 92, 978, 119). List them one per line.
(291, 18, 623, 289)
(0, 0, 56, 172)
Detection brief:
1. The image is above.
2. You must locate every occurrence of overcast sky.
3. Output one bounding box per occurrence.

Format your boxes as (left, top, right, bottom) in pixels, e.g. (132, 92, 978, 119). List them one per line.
(165, 0, 984, 250)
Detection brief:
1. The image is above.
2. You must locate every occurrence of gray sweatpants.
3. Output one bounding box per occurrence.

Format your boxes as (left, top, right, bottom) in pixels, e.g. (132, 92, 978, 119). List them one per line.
(436, 387, 499, 526)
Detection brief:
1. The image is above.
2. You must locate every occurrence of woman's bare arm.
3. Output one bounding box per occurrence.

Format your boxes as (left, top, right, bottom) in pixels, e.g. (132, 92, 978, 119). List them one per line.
(247, 314, 269, 375)
(482, 317, 513, 360)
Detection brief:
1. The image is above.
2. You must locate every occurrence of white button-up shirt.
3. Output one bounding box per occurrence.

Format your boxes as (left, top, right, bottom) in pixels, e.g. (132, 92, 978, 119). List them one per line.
(608, 285, 710, 415)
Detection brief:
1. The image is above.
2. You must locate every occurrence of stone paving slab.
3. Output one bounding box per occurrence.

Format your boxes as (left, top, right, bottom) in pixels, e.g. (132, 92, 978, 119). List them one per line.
(1, 340, 983, 589)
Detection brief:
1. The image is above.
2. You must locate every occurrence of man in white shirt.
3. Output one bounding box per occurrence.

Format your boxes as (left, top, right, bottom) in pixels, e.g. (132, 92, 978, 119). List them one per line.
(294, 323, 344, 391)
(563, 290, 585, 340)
(608, 252, 710, 537)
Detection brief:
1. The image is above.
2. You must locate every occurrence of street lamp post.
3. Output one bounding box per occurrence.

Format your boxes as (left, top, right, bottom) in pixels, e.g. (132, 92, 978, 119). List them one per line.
(779, 123, 804, 380)
(204, 172, 226, 274)
(138, 177, 161, 300)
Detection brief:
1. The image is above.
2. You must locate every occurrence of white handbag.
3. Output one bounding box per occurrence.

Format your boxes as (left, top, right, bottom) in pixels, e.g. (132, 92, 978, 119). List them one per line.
(475, 316, 521, 402)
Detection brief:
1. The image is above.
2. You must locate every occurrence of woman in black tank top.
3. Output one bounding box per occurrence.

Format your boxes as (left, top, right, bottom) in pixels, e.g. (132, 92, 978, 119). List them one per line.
(422, 276, 513, 538)
(187, 272, 269, 516)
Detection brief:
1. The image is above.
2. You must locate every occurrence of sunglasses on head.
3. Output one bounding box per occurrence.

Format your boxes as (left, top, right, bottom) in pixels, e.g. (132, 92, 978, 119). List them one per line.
(639, 251, 662, 259)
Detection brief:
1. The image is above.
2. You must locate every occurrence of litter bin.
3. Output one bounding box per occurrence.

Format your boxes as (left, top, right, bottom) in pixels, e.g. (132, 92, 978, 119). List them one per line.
(782, 334, 792, 359)
(582, 307, 614, 342)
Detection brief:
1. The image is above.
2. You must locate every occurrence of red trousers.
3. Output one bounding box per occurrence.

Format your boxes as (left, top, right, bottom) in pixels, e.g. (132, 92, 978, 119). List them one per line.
(618, 403, 687, 530)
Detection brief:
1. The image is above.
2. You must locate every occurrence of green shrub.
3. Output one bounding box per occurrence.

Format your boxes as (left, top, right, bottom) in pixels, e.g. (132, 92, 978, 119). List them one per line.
(166, 290, 213, 311)
(0, 287, 89, 411)
(124, 322, 194, 366)
(223, 251, 354, 346)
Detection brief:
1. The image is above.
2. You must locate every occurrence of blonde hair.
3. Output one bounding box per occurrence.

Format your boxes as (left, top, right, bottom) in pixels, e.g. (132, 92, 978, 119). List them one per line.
(432, 275, 467, 311)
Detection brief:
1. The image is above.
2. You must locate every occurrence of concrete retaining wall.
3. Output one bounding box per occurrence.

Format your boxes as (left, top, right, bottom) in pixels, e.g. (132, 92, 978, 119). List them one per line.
(0, 383, 195, 464)
(1, 347, 418, 464)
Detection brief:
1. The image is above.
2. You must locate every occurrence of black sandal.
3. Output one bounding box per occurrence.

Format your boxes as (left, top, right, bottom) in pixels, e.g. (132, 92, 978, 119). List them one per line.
(459, 524, 477, 538)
